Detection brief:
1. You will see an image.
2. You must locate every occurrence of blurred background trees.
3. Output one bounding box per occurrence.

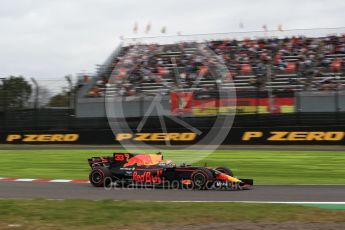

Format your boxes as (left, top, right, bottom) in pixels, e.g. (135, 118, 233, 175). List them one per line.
(0, 75, 75, 111)
(0, 76, 32, 110)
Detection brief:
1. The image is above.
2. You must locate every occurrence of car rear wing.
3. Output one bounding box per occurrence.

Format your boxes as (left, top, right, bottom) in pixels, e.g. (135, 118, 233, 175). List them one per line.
(88, 156, 112, 168)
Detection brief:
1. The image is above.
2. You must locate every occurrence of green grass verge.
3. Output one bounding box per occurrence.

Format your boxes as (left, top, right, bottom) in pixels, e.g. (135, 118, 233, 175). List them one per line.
(0, 199, 344, 229)
(0, 149, 345, 184)
(303, 204, 345, 210)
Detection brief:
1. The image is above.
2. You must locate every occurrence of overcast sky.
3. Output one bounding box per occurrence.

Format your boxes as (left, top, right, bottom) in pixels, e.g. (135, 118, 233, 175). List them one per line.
(1, 0, 345, 89)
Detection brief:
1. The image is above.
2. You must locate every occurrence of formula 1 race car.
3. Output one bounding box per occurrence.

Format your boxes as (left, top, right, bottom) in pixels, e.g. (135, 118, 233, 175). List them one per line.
(88, 152, 253, 190)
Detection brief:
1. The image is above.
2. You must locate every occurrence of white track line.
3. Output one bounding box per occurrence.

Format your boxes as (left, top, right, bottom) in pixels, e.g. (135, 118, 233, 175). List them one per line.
(259, 184, 345, 186)
(160, 201, 345, 204)
(49, 179, 72, 183)
(14, 179, 36, 182)
(0, 198, 343, 204)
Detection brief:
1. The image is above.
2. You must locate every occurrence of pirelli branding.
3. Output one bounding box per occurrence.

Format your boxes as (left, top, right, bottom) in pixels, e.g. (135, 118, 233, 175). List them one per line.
(242, 131, 345, 142)
(116, 132, 197, 141)
(1, 130, 344, 144)
(6, 134, 79, 142)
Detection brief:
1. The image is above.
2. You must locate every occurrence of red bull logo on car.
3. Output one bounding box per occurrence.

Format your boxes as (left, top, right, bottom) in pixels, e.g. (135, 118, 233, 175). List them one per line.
(132, 170, 162, 183)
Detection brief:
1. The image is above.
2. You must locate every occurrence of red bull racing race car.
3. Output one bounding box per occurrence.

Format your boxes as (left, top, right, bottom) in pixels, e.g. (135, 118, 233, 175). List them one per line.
(88, 152, 253, 190)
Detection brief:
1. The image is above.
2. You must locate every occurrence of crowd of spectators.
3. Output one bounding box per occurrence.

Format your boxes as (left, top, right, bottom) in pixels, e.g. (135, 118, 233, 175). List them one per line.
(208, 35, 345, 90)
(85, 34, 345, 97)
(87, 42, 223, 96)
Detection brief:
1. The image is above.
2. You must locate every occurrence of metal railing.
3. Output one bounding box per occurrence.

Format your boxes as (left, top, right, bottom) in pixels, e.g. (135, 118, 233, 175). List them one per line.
(122, 27, 345, 45)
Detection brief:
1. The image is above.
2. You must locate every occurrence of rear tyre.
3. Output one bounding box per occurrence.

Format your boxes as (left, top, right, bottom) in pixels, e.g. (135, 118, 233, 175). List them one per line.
(191, 168, 214, 190)
(89, 167, 112, 187)
(215, 167, 234, 176)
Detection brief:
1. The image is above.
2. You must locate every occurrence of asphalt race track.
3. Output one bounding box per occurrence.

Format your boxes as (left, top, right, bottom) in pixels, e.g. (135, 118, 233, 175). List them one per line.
(0, 181, 344, 202)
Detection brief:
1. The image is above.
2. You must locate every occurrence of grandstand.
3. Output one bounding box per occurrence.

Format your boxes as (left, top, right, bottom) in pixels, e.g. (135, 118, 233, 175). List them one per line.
(76, 28, 345, 119)
(80, 30, 344, 97)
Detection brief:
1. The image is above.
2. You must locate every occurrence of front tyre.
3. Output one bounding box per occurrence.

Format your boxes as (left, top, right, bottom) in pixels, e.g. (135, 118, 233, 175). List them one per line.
(89, 167, 112, 187)
(191, 168, 214, 190)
